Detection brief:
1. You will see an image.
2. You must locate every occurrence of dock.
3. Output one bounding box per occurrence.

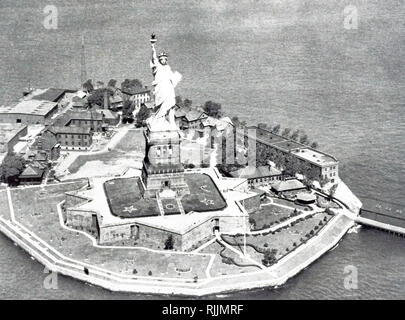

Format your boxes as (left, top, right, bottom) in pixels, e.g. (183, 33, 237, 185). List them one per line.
(355, 197, 405, 237)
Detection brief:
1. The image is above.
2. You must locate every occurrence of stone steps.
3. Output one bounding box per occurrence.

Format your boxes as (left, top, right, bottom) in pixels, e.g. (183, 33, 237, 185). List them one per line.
(176, 197, 185, 215)
(155, 193, 165, 216)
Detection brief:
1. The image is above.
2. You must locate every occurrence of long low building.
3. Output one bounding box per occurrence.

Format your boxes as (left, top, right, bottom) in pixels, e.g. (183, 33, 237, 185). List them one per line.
(241, 126, 339, 183)
(0, 124, 28, 154)
(0, 100, 58, 125)
(47, 126, 93, 150)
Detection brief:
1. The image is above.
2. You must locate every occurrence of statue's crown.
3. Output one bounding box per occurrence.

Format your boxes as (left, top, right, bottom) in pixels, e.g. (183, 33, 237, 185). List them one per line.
(158, 51, 168, 58)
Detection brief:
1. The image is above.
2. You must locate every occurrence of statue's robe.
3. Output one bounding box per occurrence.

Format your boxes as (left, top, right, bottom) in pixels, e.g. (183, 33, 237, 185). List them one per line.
(150, 60, 182, 119)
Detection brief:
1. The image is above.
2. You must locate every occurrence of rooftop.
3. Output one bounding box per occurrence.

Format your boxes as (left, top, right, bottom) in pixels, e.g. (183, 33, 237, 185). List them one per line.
(291, 148, 337, 166)
(121, 86, 151, 95)
(230, 165, 281, 179)
(31, 88, 74, 102)
(0, 100, 58, 116)
(48, 126, 92, 135)
(185, 109, 208, 122)
(66, 110, 103, 121)
(19, 164, 45, 178)
(0, 124, 27, 152)
(272, 179, 305, 192)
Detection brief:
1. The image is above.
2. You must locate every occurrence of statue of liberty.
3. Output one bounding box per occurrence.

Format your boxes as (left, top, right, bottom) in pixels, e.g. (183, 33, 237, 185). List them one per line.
(147, 33, 182, 131)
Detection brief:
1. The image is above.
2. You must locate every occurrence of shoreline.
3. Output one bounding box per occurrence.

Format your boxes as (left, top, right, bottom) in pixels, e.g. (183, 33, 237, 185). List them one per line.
(0, 207, 355, 296)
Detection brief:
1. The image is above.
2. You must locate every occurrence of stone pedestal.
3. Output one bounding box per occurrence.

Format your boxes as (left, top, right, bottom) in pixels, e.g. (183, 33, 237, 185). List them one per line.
(141, 120, 189, 198)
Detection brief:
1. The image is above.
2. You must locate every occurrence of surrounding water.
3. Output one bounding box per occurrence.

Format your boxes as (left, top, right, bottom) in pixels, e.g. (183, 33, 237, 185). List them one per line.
(0, 0, 404, 299)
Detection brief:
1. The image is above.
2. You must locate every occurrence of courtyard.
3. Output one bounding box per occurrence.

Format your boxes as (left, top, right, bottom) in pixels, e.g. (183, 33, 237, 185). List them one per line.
(104, 173, 227, 218)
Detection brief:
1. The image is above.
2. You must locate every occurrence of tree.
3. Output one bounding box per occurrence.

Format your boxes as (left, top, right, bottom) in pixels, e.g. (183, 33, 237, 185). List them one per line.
(164, 235, 174, 250)
(272, 124, 281, 134)
(290, 130, 300, 141)
(122, 100, 136, 123)
(281, 128, 291, 138)
(0, 153, 26, 186)
(82, 79, 94, 93)
(135, 103, 151, 127)
(299, 134, 309, 145)
(184, 98, 192, 108)
(203, 101, 222, 118)
(262, 249, 278, 267)
(175, 95, 183, 107)
(121, 79, 143, 92)
(311, 142, 318, 149)
(87, 88, 113, 108)
(107, 79, 117, 88)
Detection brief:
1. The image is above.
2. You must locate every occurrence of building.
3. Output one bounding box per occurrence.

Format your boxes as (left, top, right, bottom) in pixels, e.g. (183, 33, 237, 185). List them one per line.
(30, 129, 61, 162)
(100, 110, 120, 126)
(109, 94, 123, 111)
(0, 124, 28, 154)
(121, 86, 151, 108)
(291, 148, 339, 183)
(271, 179, 306, 195)
(229, 165, 283, 188)
(48, 126, 93, 150)
(141, 126, 189, 198)
(19, 163, 46, 185)
(183, 110, 208, 129)
(71, 97, 87, 109)
(30, 88, 75, 103)
(0, 100, 58, 125)
(63, 111, 103, 132)
(242, 126, 339, 182)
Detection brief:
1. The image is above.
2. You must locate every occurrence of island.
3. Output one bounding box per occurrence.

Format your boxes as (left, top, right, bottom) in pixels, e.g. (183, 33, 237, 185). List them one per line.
(0, 34, 363, 296)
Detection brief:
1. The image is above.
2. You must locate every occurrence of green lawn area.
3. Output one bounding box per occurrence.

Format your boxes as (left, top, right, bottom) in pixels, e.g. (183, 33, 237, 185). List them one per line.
(104, 177, 161, 218)
(104, 173, 227, 218)
(10, 182, 212, 279)
(249, 204, 294, 230)
(223, 211, 332, 264)
(200, 241, 259, 277)
(182, 173, 227, 213)
(68, 129, 145, 174)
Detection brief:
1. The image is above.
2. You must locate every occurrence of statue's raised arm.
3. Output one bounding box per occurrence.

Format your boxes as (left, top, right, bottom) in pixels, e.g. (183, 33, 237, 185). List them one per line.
(147, 33, 182, 131)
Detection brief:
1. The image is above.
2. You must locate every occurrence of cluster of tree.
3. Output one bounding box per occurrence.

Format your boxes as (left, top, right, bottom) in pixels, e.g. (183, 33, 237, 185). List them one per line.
(231, 116, 247, 127)
(0, 153, 26, 186)
(175, 96, 192, 109)
(254, 142, 321, 181)
(203, 101, 222, 118)
(82, 79, 94, 93)
(256, 123, 318, 148)
(122, 100, 136, 124)
(87, 88, 114, 108)
(121, 79, 143, 92)
(262, 248, 278, 267)
(134, 103, 151, 127)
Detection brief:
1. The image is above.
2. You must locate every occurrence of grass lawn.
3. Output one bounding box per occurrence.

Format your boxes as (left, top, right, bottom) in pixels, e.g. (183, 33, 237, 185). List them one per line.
(223, 211, 332, 264)
(161, 198, 181, 215)
(182, 173, 227, 213)
(200, 241, 259, 277)
(104, 178, 161, 218)
(68, 129, 145, 175)
(249, 204, 294, 230)
(104, 173, 227, 218)
(10, 182, 212, 279)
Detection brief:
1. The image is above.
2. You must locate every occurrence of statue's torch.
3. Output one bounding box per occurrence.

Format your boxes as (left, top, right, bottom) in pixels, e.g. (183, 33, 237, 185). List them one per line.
(150, 33, 157, 45)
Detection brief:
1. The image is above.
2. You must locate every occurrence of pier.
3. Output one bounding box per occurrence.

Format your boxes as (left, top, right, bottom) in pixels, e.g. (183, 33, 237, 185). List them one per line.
(355, 197, 405, 237)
